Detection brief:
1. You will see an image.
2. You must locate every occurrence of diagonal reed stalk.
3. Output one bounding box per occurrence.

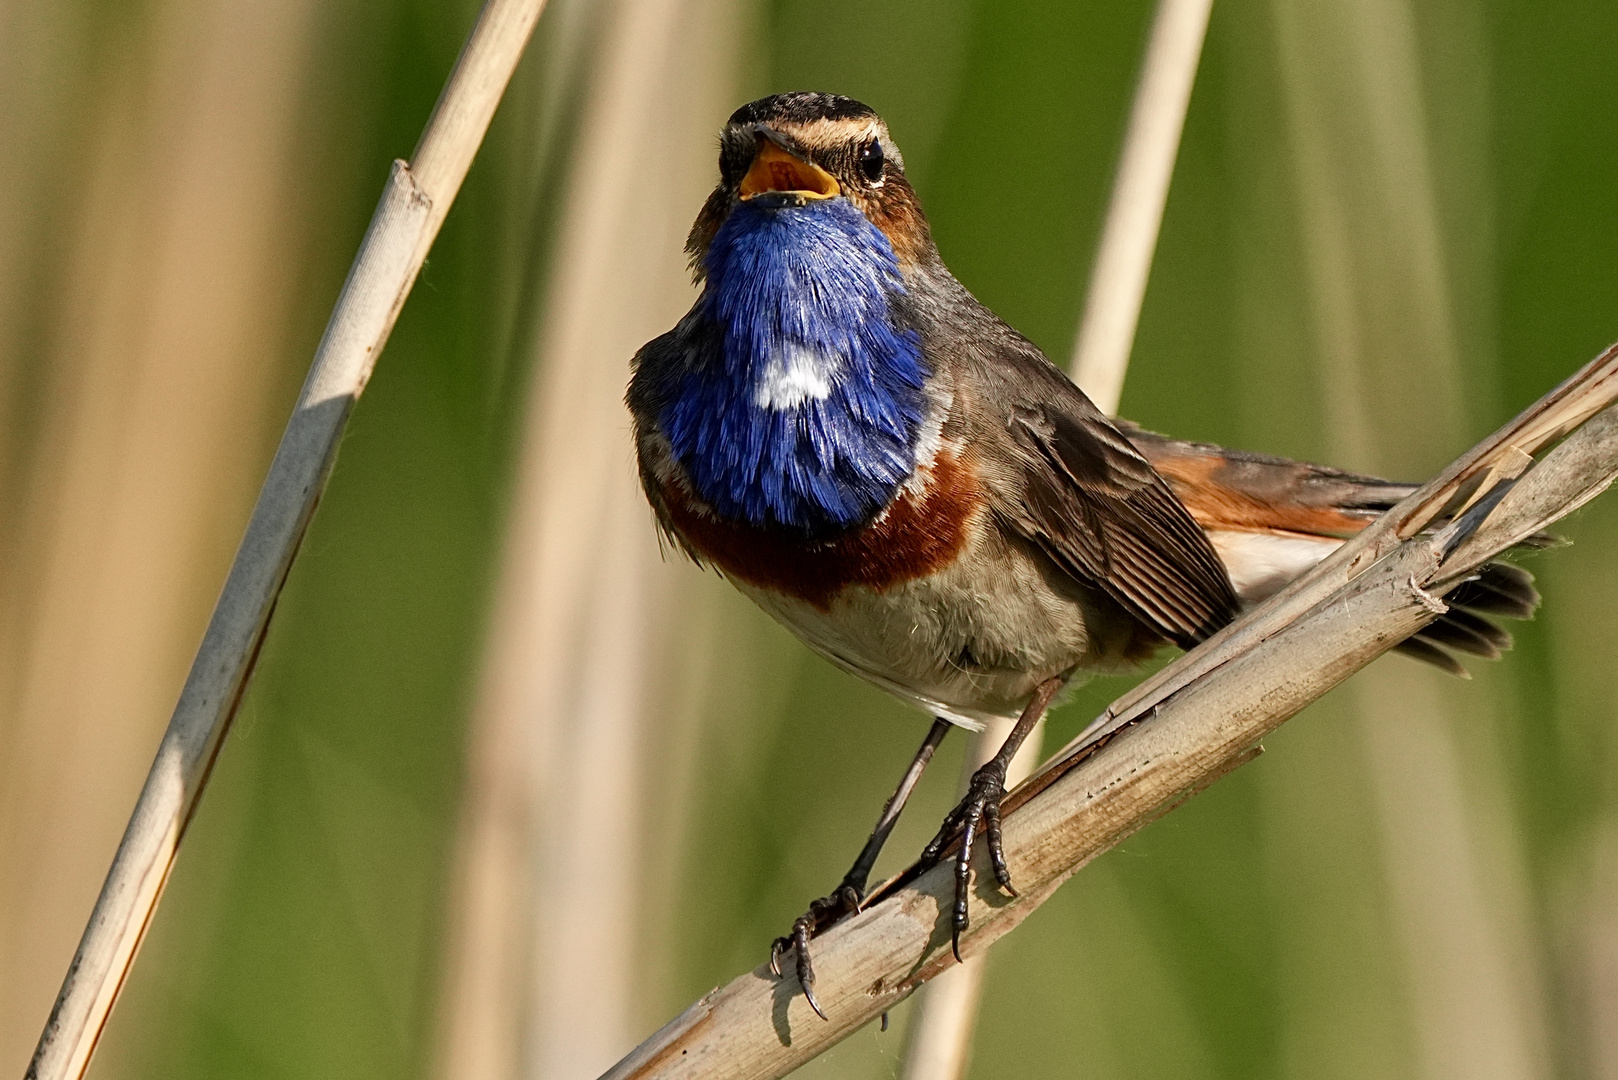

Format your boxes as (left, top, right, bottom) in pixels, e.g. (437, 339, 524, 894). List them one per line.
(598, 341, 1618, 1080)
(900, 1, 1215, 1076)
(24, 2, 548, 1077)
(0, 0, 328, 1066)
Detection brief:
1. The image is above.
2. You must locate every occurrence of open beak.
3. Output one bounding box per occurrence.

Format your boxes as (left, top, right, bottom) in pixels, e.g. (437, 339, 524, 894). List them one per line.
(739, 128, 840, 201)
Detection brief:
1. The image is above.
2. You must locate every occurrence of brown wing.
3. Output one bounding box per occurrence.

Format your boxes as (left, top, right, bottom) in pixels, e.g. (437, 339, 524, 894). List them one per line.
(971, 358, 1239, 649)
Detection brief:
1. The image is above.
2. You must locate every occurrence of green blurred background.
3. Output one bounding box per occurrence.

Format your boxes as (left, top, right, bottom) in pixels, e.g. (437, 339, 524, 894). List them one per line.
(2, 0, 1617, 1077)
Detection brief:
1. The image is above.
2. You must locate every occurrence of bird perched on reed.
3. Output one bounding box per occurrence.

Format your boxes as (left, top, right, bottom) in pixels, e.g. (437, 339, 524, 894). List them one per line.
(626, 91, 1539, 1016)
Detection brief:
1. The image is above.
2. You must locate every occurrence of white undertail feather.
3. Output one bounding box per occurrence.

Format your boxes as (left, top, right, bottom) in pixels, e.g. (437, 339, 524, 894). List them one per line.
(1207, 529, 1340, 607)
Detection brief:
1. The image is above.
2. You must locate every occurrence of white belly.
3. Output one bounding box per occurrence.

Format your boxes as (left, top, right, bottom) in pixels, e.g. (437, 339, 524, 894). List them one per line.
(729, 530, 1140, 728)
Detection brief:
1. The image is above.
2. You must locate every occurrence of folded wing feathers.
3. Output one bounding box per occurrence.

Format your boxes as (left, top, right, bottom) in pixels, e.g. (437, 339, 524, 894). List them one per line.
(1012, 408, 1239, 648)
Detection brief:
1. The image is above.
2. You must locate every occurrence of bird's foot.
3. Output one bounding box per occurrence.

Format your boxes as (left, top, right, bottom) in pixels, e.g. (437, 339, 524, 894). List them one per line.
(768, 882, 864, 1020)
(919, 760, 1016, 962)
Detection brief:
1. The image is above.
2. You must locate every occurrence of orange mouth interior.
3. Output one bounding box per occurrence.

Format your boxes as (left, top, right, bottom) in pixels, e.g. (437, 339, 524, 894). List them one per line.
(739, 139, 840, 200)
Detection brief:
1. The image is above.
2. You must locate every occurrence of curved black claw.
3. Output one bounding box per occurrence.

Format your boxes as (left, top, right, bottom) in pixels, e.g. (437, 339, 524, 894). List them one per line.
(768, 884, 862, 1020)
(919, 761, 1013, 962)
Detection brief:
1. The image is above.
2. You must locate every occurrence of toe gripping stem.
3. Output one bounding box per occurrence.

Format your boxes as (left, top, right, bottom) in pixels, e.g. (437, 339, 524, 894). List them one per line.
(770, 716, 953, 1019)
(920, 676, 1064, 963)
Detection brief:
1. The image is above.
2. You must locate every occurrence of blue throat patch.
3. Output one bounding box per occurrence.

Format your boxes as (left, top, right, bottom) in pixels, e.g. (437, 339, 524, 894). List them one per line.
(660, 197, 930, 538)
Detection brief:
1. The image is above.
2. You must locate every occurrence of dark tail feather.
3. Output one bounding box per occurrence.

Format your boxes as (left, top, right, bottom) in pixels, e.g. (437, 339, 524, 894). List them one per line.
(1408, 606, 1508, 660)
(1443, 562, 1541, 620)
(1393, 635, 1471, 677)
(1395, 562, 1540, 675)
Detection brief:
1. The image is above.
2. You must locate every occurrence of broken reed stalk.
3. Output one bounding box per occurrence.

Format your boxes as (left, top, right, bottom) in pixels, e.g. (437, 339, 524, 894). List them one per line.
(599, 340, 1618, 1080)
(905, 5, 1215, 1074)
(25, 3, 548, 1078)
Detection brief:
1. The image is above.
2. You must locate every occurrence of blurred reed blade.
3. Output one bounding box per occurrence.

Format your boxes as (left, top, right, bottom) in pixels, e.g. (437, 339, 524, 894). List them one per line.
(429, 1, 748, 1078)
(1069, 0, 1215, 418)
(597, 343, 1618, 1080)
(24, 3, 549, 1078)
(0, 0, 326, 1070)
(901, 2, 1213, 1077)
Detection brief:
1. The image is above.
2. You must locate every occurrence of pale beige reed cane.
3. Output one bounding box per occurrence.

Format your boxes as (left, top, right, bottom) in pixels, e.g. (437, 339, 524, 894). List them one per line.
(26, 2, 550, 1078)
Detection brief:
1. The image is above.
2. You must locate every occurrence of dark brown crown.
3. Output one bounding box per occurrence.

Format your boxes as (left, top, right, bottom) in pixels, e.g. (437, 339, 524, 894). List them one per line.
(726, 92, 878, 129)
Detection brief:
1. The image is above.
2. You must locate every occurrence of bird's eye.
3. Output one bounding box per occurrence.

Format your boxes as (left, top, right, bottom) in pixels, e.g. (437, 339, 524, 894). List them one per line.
(858, 139, 885, 183)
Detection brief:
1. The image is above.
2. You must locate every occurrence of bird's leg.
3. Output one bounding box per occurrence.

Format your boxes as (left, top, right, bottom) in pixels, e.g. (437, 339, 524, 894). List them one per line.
(835, 715, 955, 898)
(920, 676, 1064, 962)
(771, 716, 952, 1019)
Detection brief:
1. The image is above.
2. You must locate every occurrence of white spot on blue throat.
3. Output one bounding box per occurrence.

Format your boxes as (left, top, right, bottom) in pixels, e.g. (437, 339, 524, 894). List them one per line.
(752, 341, 839, 409)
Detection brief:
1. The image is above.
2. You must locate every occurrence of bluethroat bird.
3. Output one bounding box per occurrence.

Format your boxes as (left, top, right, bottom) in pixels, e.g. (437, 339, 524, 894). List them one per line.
(626, 92, 1540, 1016)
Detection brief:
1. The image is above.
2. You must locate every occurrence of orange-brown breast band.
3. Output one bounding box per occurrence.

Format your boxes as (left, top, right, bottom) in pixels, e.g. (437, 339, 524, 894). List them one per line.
(660, 452, 983, 610)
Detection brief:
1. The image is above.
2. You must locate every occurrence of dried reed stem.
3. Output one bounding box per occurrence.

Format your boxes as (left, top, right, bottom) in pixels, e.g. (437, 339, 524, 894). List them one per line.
(598, 341, 1618, 1080)
(24, 3, 547, 1078)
